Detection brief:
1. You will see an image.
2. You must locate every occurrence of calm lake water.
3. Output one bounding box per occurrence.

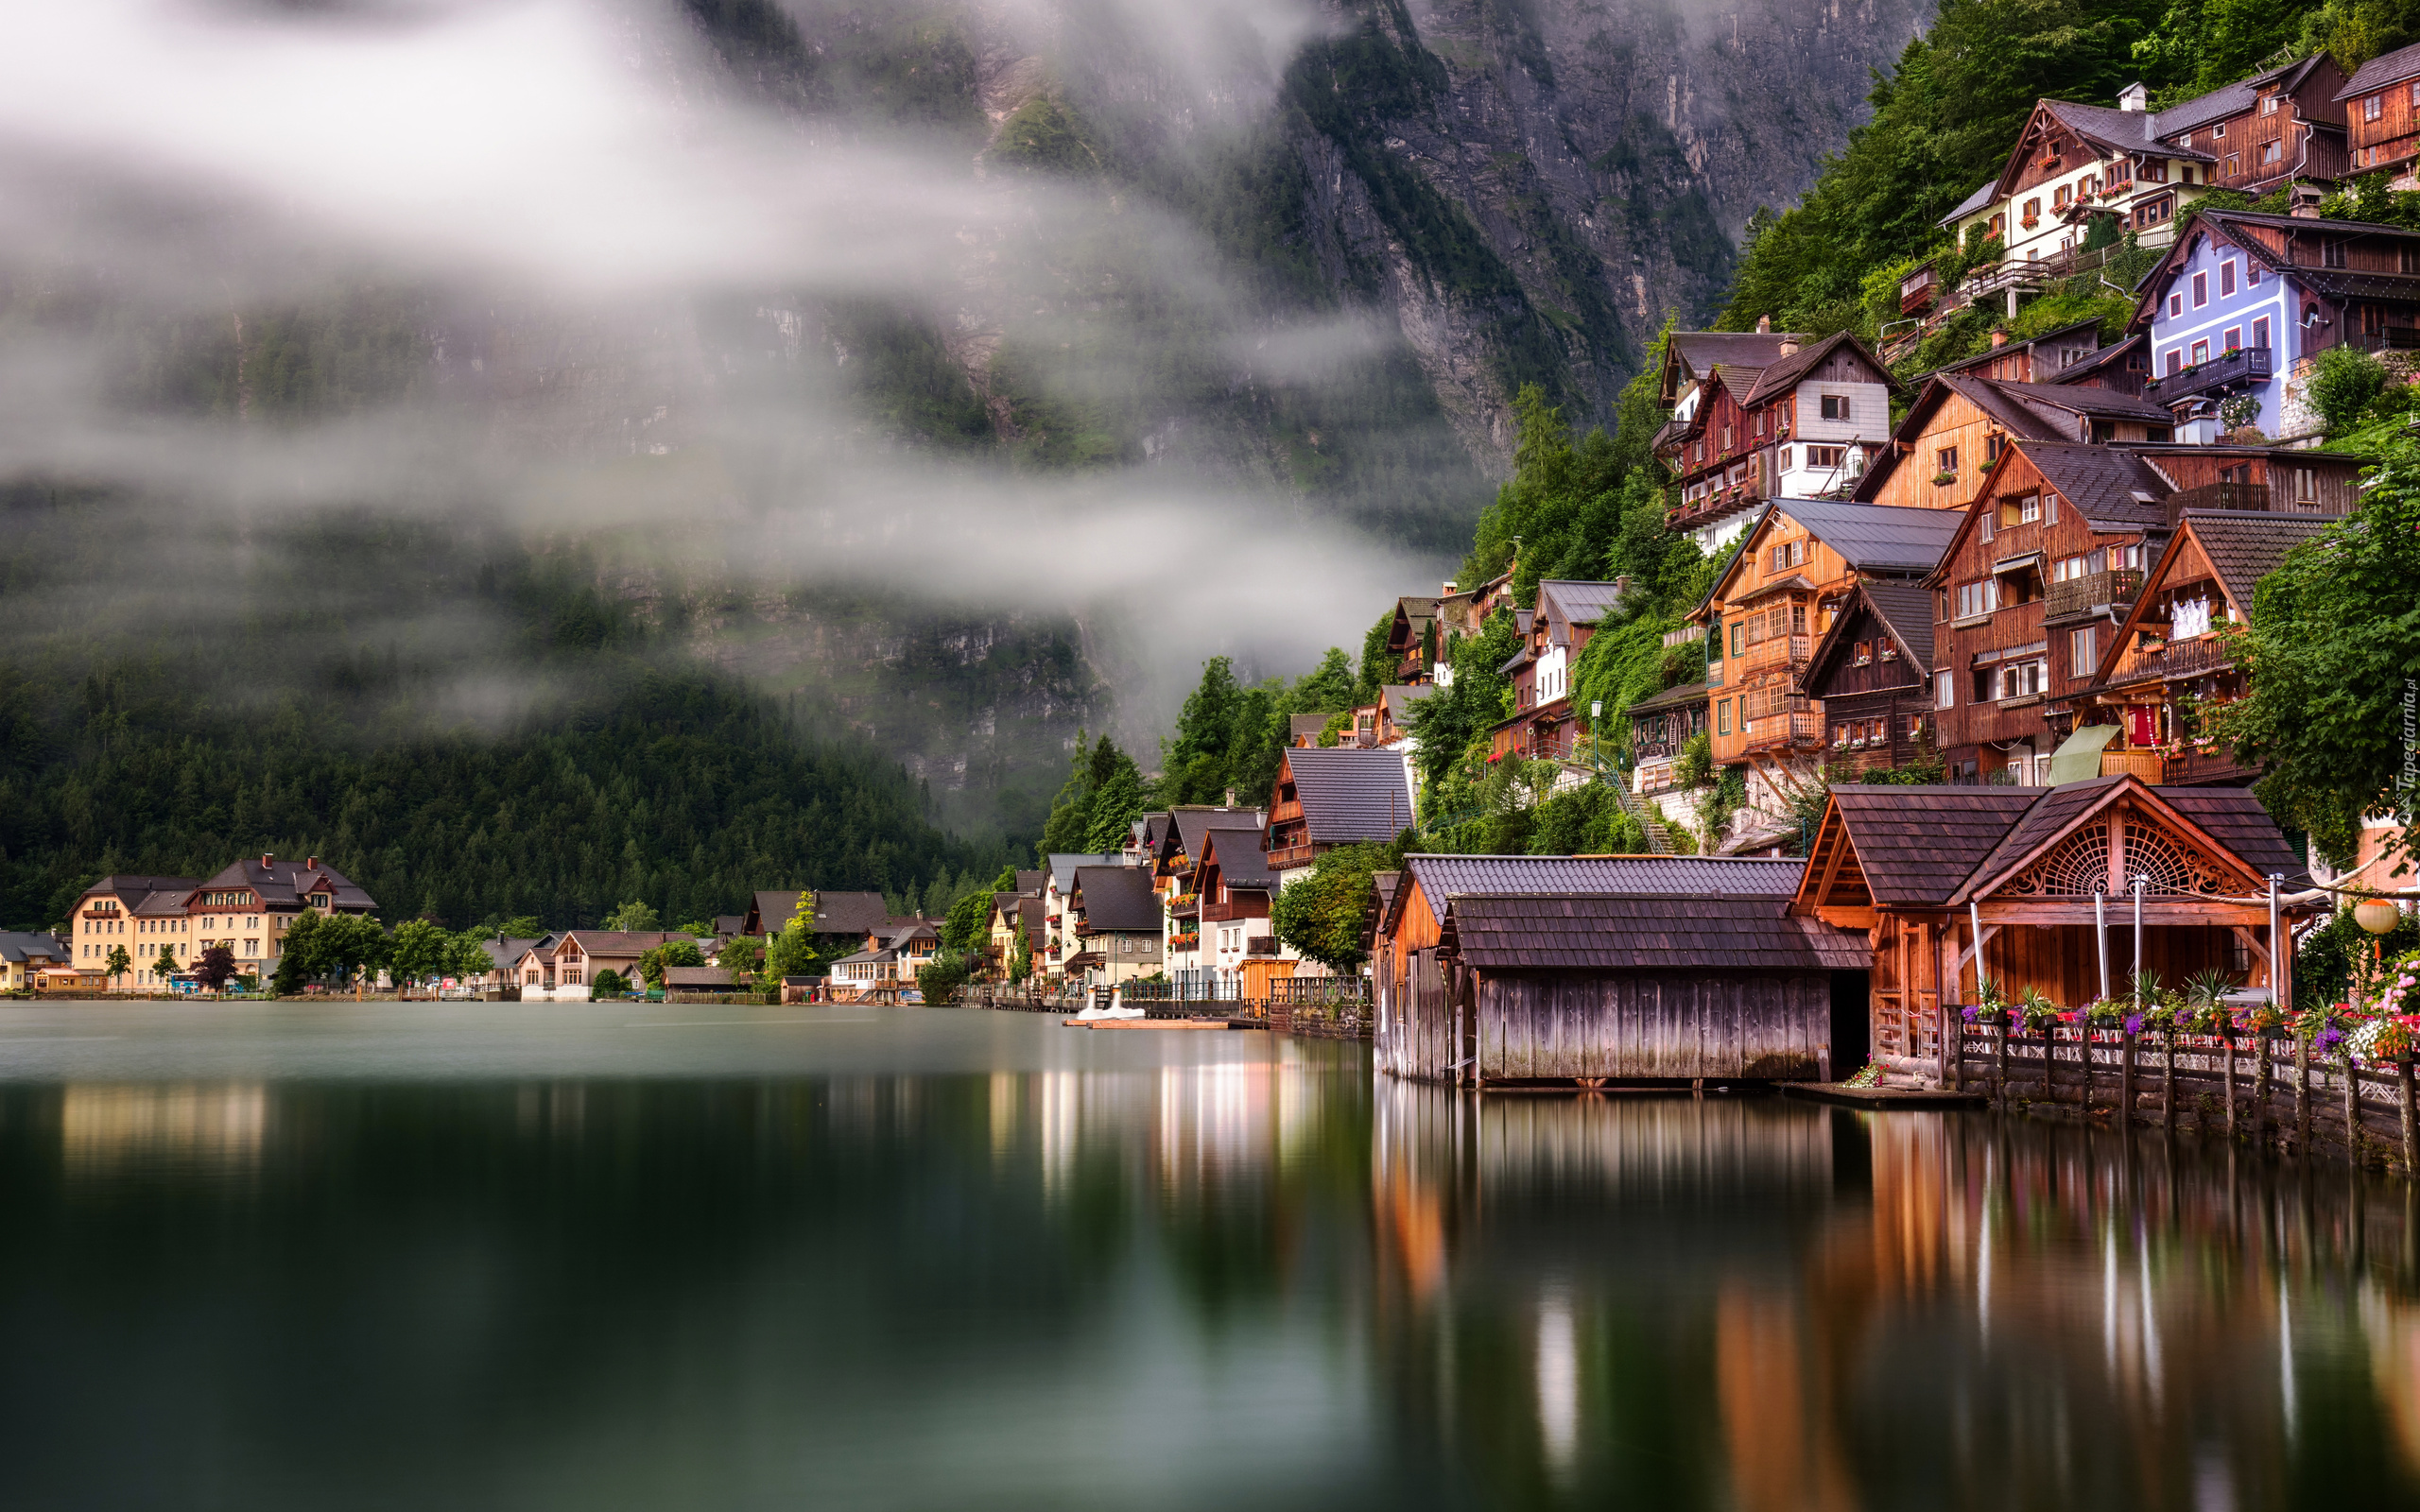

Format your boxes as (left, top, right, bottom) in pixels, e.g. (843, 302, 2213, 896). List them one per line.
(2, 1001, 2416, 1511)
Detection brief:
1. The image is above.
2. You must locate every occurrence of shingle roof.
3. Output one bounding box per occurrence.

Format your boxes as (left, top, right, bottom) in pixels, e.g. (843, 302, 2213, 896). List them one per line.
(195, 856, 376, 912)
(2336, 41, 2420, 99)
(1716, 366, 1764, 403)
(1742, 330, 1899, 405)
(2176, 508, 2333, 610)
(0, 932, 68, 964)
(811, 891, 889, 936)
(557, 930, 701, 957)
(1398, 853, 1805, 928)
(1200, 828, 1276, 891)
(1990, 378, 2173, 423)
(2158, 786, 2308, 885)
(1866, 578, 1936, 668)
(1826, 785, 2044, 907)
(2154, 56, 2319, 136)
(2013, 442, 2173, 529)
(1949, 778, 2118, 904)
(1167, 809, 1262, 866)
(664, 966, 736, 988)
(2042, 98, 2217, 163)
(2045, 333, 2147, 387)
(1939, 373, 2072, 440)
(1770, 498, 1966, 573)
(1289, 713, 1330, 740)
(475, 936, 540, 971)
(1283, 747, 1414, 844)
(1669, 332, 1799, 377)
(1439, 894, 1870, 971)
(80, 874, 202, 905)
(1938, 179, 1997, 228)
(1047, 853, 1125, 897)
(1014, 869, 1046, 897)
(1625, 678, 1710, 716)
(1073, 866, 1160, 932)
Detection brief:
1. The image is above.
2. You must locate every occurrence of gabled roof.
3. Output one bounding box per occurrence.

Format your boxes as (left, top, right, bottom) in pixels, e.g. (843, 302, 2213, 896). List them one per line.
(1946, 775, 2274, 904)
(2134, 209, 2420, 324)
(2087, 509, 2332, 692)
(1766, 497, 1966, 574)
(2336, 41, 2420, 99)
(1662, 331, 1802, 403)
(1281, 747, 1413, 845)
(1165, 808, 1262, 867)
(1805, 579, 1936, 692)
(1988, 379, 2172, 424)
(1390, 853, 1804, 933)
(2159, 787, 2308, 884)
(1741, 330, 1903, 405)
(1014, 869, 1046, 897)
(811, 891, 889, 936)
(2038, 98, 2218, 165)
(2157, 55, 2327, 135)
(79, 874, 202, 905)
(1536, 578, 1634, 644)
(664, 966, 735, 988)
(475, 936, 540, 971)
(1818, 786, 2044, 907)
(1625, 678, 1710, 717)
(1288, 713, 1330, 740)
(1046, 853, 1125, 897)
(2018, 443, 2174, 529)
(0, 932, 68, 964)
(1072, 865, 1160, 932)
(2044, 332, 2146, 387)
(195, 857, 375, 912)
(1199, 828, 1276, 891)
(1438, 894, 1869, 971)
(1937, 179, 1997, 228)
(557, 930, 700, 957)
(1380, 683, 1433, 714)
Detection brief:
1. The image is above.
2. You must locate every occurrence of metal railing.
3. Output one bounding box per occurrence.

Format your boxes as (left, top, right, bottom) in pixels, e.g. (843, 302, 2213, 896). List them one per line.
(2143, 345, 2271, 405)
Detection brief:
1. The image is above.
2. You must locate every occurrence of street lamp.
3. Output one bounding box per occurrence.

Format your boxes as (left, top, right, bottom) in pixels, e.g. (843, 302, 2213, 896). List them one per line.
(1590, 700, 1602, 782)
(2355, 896, 2403, 1006)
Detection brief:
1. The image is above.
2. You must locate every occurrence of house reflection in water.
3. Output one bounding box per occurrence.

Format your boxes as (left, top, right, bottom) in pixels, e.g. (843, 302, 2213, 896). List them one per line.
(1371, 1087, 2420, 1507)
(60, 1083, 267, 1173)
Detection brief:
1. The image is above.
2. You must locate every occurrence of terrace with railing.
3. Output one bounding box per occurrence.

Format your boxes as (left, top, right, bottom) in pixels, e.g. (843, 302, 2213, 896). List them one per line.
(2143, 345, 2271, 406)
(2043, 567, 2142, 623)
(1741, 632, 1811, 675)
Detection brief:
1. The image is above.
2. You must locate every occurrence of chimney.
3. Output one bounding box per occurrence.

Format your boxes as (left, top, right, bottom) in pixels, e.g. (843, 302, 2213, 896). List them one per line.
(1990, 328, 2009, 348)
(260, 853, 273, 869)
(1615, 575, 1634, 594)
(1755, 315, 1772, 334)
(1443, 580, 1457, 594)
(305, 856, 319, 871)
(1777, 335, 1800, 357)
(2118, 81, 2149, 112)
(1224, 788, 1237, 807)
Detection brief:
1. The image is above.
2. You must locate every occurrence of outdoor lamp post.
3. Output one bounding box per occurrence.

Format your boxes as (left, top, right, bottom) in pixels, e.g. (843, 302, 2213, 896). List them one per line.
(1590, 700, 1602, 781)
(2131, 873, 2148, 1008)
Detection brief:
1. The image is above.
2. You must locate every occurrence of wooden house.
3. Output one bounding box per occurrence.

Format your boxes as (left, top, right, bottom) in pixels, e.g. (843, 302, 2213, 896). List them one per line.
(1494, 577, 1635, 762)
(1930, 318, 2109, 386)
(1065, 866, 1164, 988)
(1152, 807, 1262, 979)
(1382, 595, 1443, 686)
(2063, 508, 2334, 786)
(1858, 370, 2174, 513)
(1625, 677, 1709, 797)
(1194, 827, 1282, 989)
(1700, 498, 1963, 809)
(1265, 747, 1413, 882)
(2336, 41, 2420, 181)
(1655, 328, 1901, 551)
(1799, 579, 1937, 778)
(1372, 853, 1858, 1086)
(2159, 54, 2350, 192)
(1794, 778, 2314, 1082)
(1923, 441, 2173, 784)
(2135, 209, 2420, 440)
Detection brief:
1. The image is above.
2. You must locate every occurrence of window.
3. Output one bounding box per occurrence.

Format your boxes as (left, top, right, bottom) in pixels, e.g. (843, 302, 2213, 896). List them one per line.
(2366, 94, 2385, 122)
(1778, 448, 1792, 470)
(2191, 338, 2210, 365)
(1718, 700, 1731, 736)
(2325, 238, 2346, 268)
(2210, 121, 2226, 139)
(1936, 445, 1958, 475)
(2054, 553, 2087, 581)
(1753, 410, 1764, 436)
(1984, 432, 2007, 463)
(1720, 424, 1732, 449)
(2221, 260, 2237, 297)
(2054, 184, 2071, 209)
(2253, 314, 2271, 350)
(2192, 270, 2208, 307)
(1955, 580, 1997, 619)
(1971, 666, 1995, 703)
(2070, 626, 2099, 676)
(2226, 153, 2240, 176)
(2261, 140, 2282, 164)
(1806, 444, 1847, 470)
(2000, 658, 2048, 699)
(2024, 197, 2041, 224)
(2262, 94, 2279, 116)
(1729, 623, 1743, 657)
(2169, 292, 2185, 318)
(1820, 395, 1852, 421)
(2292, 466, 2317, 502)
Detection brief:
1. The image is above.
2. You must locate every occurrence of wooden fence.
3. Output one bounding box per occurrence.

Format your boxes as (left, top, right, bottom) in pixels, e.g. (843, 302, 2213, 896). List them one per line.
(958, 981, 1373, 1040)
(1955, 1026, 2420, 1174)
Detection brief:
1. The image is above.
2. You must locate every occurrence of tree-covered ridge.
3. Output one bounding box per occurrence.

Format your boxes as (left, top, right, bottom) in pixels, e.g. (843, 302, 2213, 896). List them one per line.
(0, 497, 1014, 933)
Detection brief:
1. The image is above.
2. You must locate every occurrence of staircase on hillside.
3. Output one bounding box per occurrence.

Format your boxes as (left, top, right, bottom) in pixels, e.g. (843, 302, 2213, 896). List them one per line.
(1607, 774, 1676, 854)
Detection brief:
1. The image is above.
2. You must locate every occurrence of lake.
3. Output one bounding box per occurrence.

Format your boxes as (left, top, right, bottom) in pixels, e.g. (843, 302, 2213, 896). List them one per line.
(0, 1000, 2413, 1510)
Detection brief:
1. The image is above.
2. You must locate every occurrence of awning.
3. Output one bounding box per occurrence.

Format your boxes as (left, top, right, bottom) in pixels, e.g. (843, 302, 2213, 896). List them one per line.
(1993, 551, 2045, 576)
(2048, 724, 2121, 785)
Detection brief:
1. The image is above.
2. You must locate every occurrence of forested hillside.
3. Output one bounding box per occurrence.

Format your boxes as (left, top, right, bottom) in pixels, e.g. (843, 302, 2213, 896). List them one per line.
(1722, 0, 2420, 347)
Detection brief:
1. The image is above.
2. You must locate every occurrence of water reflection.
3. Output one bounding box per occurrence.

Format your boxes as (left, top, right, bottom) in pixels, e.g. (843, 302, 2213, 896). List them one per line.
(3, 1015, 2419, 1508)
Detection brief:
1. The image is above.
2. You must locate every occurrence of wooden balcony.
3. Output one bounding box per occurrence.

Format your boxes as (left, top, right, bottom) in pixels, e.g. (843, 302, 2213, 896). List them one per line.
(2166, 481, 2337, 517)
(1201, 899, 1268, 922)
(2144, 344, 2271, 406)
(2099, 748, 2163, 782)
(2043, 568, 2141, 623)
(1165, 893, 1199, 918)
(1265, 840, 1316, 872)
(1741, 633, 1810, 675)
(1743, 711, 1823, 754)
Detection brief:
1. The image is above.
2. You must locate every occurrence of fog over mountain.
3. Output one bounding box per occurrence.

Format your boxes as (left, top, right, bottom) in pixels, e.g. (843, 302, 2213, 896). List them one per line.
(0, 0, 1924, 834)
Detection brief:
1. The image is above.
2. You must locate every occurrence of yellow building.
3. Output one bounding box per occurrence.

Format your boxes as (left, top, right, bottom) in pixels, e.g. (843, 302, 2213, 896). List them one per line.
(70, 855, 379, 991)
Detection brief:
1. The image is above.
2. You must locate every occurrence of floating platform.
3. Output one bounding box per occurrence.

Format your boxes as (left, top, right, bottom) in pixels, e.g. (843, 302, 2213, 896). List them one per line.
(1781, 1081, 1989, 1109)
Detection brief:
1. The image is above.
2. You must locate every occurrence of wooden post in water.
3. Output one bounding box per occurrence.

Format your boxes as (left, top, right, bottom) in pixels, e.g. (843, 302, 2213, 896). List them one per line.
(2224, 1031, 2238, 1139)
(2399, 1060, 2417, 1179)
(2343, 1056, 2364, 1167)
(2296, 1035, 2313, 1157)
(1996, 1022, 2010, 1105)
(2163, 1030, 2177, 1130)
(2121, 1029, 2136, 1121)
(2256, 1035, 2274, 1150)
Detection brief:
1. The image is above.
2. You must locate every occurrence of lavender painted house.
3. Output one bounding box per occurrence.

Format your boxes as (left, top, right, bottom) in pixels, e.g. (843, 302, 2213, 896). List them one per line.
(2135, 208, 2420, 441)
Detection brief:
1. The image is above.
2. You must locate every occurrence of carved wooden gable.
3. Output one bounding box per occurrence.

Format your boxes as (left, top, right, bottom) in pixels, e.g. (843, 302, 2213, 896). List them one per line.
(1998, 800, 2256, 900)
